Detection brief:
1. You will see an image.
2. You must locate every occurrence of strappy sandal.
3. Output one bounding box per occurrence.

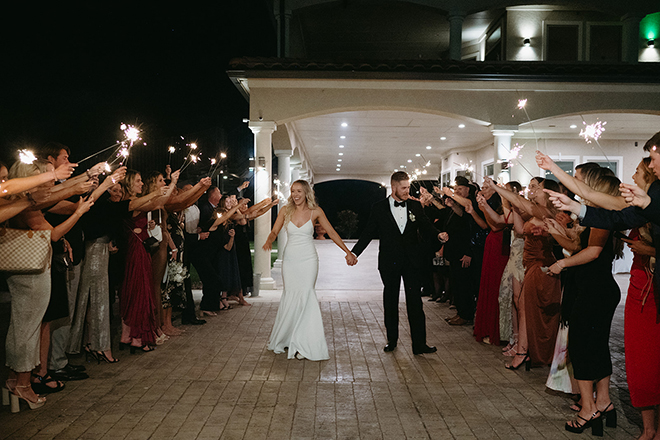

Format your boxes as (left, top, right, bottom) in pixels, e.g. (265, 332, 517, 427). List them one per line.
(31, 373, 65, 395)
(565, 411, 603, 436)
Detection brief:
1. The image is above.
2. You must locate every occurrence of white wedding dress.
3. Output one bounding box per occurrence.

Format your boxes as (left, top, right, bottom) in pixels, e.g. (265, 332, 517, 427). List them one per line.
(268, 217, 329, 361)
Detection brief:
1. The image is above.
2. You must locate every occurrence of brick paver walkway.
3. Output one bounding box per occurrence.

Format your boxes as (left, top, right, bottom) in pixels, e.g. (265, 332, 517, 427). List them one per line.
(0, 241, 641, 439)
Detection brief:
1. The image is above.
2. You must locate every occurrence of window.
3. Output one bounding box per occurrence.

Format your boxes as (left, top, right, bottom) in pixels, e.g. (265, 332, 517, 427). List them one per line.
(545, 23, 582, 61)
(485, 25, 503, 61)
(583, 156, 623, 180)
(588, 24, 622, 62)
(441, 172, 451, 187)
(483, 161, 495, 179)
(543, 156, 579, 182)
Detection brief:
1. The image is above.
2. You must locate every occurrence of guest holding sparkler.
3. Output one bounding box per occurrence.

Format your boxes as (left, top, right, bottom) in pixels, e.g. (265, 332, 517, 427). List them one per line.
(484, 177, 562, 369)
(3, 159, 93, 411)
(118, 169, 177, 352)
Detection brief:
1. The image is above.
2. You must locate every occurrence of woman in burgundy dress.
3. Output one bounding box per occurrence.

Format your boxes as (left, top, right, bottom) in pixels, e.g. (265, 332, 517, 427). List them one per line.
(119, 170, 178, 352)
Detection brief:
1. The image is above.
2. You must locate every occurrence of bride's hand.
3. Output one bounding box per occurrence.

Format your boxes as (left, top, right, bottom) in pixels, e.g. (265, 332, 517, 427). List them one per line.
(262, 241, 272, 252)
(345, 252, 357, 266)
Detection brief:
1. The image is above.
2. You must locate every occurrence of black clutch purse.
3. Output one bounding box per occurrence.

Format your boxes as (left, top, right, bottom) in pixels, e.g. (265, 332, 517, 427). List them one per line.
(143, 236, 160, 253)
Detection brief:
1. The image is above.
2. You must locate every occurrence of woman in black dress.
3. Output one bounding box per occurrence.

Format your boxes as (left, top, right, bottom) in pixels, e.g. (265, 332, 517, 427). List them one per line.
(547, 173, 622, 436)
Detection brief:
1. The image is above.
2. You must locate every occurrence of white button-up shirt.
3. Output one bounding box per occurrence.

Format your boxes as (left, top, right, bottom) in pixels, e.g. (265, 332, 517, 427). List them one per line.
(389, 196, 407, 234)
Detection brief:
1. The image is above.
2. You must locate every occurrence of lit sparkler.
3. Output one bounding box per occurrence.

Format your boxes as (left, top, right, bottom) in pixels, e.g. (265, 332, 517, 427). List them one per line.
(497, 142, 534, 178)
(19, 149, 37, 164)
(517, 99, 527, 109)
(516, 97, 540, 152)
(579, 118, 613, 167)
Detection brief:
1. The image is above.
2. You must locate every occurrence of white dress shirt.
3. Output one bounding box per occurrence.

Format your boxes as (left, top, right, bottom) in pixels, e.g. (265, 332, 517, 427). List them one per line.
(389, 196, 408, 234)
(183, 204, 201, 235)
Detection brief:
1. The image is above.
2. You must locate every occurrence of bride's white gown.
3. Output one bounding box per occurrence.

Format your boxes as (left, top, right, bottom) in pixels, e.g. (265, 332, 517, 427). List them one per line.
(268, 218, 329, 361)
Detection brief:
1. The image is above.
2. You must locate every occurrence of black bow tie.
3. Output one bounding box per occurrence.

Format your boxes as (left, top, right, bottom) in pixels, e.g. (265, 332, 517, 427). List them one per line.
(394, 200, 406, 208)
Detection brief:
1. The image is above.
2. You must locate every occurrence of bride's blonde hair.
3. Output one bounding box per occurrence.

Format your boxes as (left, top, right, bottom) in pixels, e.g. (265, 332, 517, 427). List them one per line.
(283, 180, 317, 224)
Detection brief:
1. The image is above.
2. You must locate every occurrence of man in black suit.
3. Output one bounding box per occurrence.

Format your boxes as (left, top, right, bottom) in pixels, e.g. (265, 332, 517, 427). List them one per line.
(352, 171, 444, 354)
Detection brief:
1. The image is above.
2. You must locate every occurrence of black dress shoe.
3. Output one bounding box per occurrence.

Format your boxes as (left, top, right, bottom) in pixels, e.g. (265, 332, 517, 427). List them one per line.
(49, 365, 89, 381)
(181, 318, 206, 325)
(66, 363, 86, 372)
(413, 345, 437, 355)
(383, 343, 397, 352)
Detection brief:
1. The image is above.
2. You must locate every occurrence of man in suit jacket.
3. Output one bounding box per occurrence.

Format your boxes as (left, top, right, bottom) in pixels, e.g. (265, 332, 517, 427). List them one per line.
(352, 172, 444, 355)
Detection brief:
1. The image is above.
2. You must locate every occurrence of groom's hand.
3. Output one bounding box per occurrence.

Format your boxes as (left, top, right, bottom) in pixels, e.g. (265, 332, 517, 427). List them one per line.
(438, 232, 449, 243)
(460, 255, 471, 268)
(345, 253, 358, 266)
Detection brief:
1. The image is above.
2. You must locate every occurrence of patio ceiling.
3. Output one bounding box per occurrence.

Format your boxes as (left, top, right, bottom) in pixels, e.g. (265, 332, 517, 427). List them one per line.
(290, 110, 660, 179)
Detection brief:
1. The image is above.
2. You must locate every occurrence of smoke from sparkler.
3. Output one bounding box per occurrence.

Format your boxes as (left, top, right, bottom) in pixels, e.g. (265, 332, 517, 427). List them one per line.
(19, 149, 37, 164)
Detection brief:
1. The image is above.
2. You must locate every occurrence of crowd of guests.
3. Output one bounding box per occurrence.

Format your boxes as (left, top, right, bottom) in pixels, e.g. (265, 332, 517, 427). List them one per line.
(0, 142, 276, 414)
(417, 131, 660, 439)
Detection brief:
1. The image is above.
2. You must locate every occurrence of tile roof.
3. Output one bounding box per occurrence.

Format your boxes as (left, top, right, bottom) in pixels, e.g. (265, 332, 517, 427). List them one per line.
(228, 57, 660, 83)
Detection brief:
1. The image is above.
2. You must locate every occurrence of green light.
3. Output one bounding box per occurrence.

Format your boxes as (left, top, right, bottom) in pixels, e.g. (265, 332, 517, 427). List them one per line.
(649, 32, 656, 40)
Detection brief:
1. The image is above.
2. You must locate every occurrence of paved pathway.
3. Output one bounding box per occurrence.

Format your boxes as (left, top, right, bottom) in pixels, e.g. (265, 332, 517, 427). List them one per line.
(0, 240, 640, 439)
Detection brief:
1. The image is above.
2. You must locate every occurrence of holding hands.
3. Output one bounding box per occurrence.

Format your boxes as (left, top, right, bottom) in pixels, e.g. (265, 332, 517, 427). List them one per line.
(345, 252, 358, 266)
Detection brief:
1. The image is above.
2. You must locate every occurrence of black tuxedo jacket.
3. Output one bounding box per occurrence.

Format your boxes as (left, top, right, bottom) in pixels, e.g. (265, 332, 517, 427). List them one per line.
(352, 198, 441, 271)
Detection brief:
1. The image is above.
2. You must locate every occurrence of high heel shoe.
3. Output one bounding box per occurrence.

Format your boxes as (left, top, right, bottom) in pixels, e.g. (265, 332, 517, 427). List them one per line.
(565, 411, 603, 436)
(84, 344, 100, 364)
(599, 402, 617, 428)
(9, 384, 46, 413)
(505, 353, 531, 371)
(2, 379, 16, 406)
(97, 351, 120, 364)
(155, 333, 169, 345)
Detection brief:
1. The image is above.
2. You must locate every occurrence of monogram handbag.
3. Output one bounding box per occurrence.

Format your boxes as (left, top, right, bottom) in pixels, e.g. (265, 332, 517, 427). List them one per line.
(0, 226, 52, 274)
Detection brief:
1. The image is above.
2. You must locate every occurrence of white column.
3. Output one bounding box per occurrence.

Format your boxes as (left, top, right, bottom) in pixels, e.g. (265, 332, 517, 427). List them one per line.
(621, 13, 641, 63)
(291, 163, 301, 182)
(249, 121, 277, 290)
(491, 126, 518, 184)
(273, 149, 292, 268)
(448, 12, 465, 61)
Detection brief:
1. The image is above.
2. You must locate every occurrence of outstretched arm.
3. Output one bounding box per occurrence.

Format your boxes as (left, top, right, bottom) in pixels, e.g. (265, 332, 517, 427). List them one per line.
(263, 208, 286, 251)
(0, 162, 76, 196)
(536, 151, 626, 210)
(313, 207, 357, 265)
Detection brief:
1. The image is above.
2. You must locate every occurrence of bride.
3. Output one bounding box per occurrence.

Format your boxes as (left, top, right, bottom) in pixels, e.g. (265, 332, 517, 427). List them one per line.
(263, 180, 357, 360)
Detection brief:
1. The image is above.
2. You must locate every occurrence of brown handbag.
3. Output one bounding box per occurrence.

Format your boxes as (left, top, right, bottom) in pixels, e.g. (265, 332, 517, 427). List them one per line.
(0, 226, 52, 274)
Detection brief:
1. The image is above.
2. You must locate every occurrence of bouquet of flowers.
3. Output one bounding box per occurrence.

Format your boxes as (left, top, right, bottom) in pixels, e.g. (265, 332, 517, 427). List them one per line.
(163, 260, 189, 308)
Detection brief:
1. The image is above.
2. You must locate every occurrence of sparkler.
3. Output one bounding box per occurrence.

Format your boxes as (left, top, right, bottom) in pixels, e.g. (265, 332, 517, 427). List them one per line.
(209, 152, 228, 178)
(579, 118, 613, 167)
(453, 162, 483, 180)
(496, 142, 534, 178)
(179, 142, 199, 171)
(19, 149, 37, 164)
(168, 146, 176, 164)
(516, 98, 540, 152)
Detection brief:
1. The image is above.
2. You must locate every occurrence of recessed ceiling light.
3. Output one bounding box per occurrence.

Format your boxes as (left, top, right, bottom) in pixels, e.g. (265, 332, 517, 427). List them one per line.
(400, 165, 404, 167)
(440, 137, 446, 141)
(570, 124, 577, 129)
(338, 159, 342, 162)
(458, 124, 465, 128)
(340, 136, 346, 139)
(416, 154, 421, 157)
(339, 145, 344, 148)
(407, 159, 412, 163)
(337, 164, 341, 167)
(394, 169, 399, 172)
(336, 168, 341, 171)
(339, 153, 344, 156)
(341, 122, 348, 127)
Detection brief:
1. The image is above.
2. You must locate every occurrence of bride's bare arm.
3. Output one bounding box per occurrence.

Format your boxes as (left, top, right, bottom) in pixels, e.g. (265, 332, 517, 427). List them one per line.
(313, 207, 357, 265)
(263, 208, 286, 251)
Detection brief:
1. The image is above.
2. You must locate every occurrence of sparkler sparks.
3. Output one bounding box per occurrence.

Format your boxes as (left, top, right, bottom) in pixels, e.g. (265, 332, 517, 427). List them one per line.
(517, 99, 527, 109)
(19, 149, 37, 164)
(104, 162, 111, 173)
(168, 146, 176, 154)
(210, 158, 217, 165)
(579, 120, 606, 144)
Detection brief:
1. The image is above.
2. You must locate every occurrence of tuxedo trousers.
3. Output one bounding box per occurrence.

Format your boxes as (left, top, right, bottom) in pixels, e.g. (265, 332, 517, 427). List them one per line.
(379, 262, 427, 349)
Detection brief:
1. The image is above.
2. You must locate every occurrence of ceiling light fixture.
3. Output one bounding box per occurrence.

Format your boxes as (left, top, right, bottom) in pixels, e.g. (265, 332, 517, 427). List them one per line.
(440, 137, 446, 140)
(407, 159, 412, 163)
(416, 153, 421, 157)
(338, 159, 342, 162)
(523, 38, 531, 47)
(458, 124, 465, 129)
(570, 124, 577, 129)
(339, 153, 344, 156)
(340, 136, 346, 139)
(339, 145, 344, 148)
(341, 122, 348, 127)
(648, 38, 655, 48)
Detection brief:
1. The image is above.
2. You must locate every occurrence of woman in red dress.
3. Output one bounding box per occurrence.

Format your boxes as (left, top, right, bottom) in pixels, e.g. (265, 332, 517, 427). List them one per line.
(623, 158, 660, 440)
(119, 170, 178, 352)
(473, 186, 510, 345)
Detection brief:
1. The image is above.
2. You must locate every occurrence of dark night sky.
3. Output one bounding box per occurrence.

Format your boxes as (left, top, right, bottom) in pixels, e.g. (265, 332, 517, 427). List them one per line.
(0, 1, 276, 171)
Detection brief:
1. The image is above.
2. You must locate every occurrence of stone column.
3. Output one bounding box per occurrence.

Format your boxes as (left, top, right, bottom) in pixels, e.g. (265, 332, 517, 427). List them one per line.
(274, 0, 292, 57)
(448, 12, 465, 61)
(621, 14, 641, 63)
(249, 121, 277, 290)
(273, 149, 292, 268)
(291, 163, 302, 182)
(491, 126, 518, 184)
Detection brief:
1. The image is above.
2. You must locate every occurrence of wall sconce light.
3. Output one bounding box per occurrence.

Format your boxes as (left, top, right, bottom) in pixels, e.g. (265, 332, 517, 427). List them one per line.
(523, 38, 531, 47)
(257, 156, 266, 170)
(248, 157, 255, 171)
(648, 39, 655, 48)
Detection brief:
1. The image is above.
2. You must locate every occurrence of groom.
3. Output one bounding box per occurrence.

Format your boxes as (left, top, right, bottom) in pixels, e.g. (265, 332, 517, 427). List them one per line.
(352, 171, 443, 354)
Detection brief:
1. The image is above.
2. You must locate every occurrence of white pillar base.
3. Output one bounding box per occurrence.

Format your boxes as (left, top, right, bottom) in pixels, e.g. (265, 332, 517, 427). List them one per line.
(273, 259, 283, 268)
(260, 277, 277, 290)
